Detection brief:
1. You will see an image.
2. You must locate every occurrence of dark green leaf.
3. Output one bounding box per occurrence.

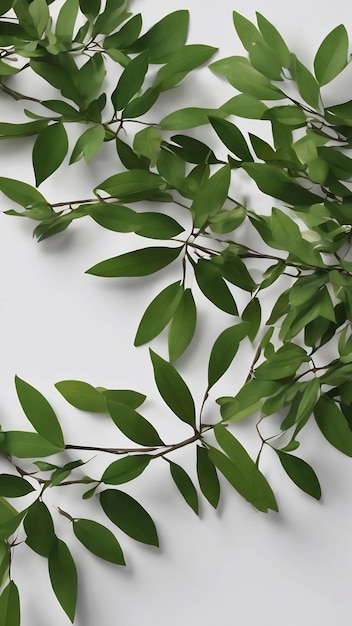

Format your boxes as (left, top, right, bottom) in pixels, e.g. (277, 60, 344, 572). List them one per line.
(196, 446, 220, 508)
(111, 51, 149, 111)
(107, 401, 164, 446)
(103, 14, 142, 50)
(255, 343, 309, 380)
(95, 169, 165, 200)
(135, 281, 183, 346)
(242, 298, 261, 342)
(88, 202, 140, 232)
(154, 44, 217, 90)
(100, 489, 159, 546)
(93, 0, 127, 35)
(150, 350, 195, 427)
(136, 212, 184, 240)
(24, 500, 56, 556)
(0, 581, 20, 626)
(32, 123, 68, 186)
(209, 117, 253, 162)
(193, 259, 238, 315)
(242, 163, 322, 205)
(0, 177, 48, 208)
(103, 389, 146, 410)
(49, 538, 77, 623)
(73, 518, 125, 565)
(168, 289, 197, 362)
(0, 509, 26, 541)
(15, 376, 64, 448)
(232, 11, 262, 52)
(133, 126, 161, 167)
(208, 322, 249, 388)
(102, 455, 151, 485)
(79, 0, 101, 20)
(276, 450, 321, 499)
(0, 475, 34, 497)
(314, 396, 352, 456)
(314, 25, 348, 85)
(169, 461, 198, 514)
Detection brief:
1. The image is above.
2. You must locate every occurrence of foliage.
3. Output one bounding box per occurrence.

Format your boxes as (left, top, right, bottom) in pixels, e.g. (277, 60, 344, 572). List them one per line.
(1, 1, 352, 622)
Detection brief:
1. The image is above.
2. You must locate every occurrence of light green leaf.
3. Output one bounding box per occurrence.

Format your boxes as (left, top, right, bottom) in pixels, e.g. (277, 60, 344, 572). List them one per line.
(100, 489, 159, 546)
(69, 125, 105, 164)
(93, 0, 127, 35)
(210, 56, 284, 100)
(294, 57, 320, 110)
(0, 581, 20, 626)
(102, 455, 151, 485)
(169, 461, 198, 514)
(154, 44, 217, 90)
(32, 122, 68, 185)
(133, 126, 161, 167)
(220, 94, 268, 119)
(103, 14, 142, 50)
(28, 0, 49, 38)
(150, 350, 195, 427)
(0, 432, 62, 458)
(73, 518, 125, 565)
(55, 0, 79, 42)
(255, 343, 309, 381)
(232, 11, 262, 52)
(196, 446, 220, 508)
(107, 401, 164, 446)
(15, 376, 64, 448)
(86, 245, 182, 277)
(168, 289, 197, 362)
(255, 13, 291, 67)
(135, 281, 183, 346)
(0, 176, 48, 208)
(160, 107, 226, 130)
(103, 389, 146, 410)
(49, 539, 77, 623)
(276, 450, 321, 499)
(314, 25, 348, 86)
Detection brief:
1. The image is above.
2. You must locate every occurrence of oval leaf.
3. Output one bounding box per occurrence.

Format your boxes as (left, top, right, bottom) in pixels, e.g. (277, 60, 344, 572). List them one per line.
(73, 518, 125, 565)
(100, 489, 159, 546)
(15, 376, 64, 448)
(169, 461, 198, 514)
(150, 350, 195, 427)
(48, 539, 77, 623)
(107, 401, 164, 446)
(32, 122, 68, 186)
(86, 245, 182, 278)
(134, 281, 183, 346)
(102, 455, 151, 485)
(276, 450, 321, 499)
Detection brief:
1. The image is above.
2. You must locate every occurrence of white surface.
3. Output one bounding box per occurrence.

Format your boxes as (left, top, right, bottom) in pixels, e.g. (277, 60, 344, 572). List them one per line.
(1, 1, 352, 625)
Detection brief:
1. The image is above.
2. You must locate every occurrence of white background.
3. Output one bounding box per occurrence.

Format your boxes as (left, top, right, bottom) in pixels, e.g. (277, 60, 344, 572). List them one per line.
(1, 1, 352, 624)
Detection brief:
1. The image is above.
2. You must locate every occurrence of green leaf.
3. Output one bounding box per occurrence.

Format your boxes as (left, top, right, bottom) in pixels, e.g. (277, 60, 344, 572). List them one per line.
(86, 245, 182, 278)
(314, 25, 348, 85)
(160, 107, 225, 130)
(208, 323, 249, 389)
(232, 11, 262, 52)
(100, 489, 159, 546)
(276, 450, 321, 499)
(0, 581, 20, 626)
(196, 446, 220, 508)
(0, 432, 62, 458)
(0, 541, 9, 588)
(0, 177, 48, 208)
(314, 396, 352, 456)
(0, 509, 26, 541)
(193, 259, 238, 315)
(128, 10, 189, 62)
(55, 380, 107, 413)
(220, 94, 268, 119)
(95, 169, 165, 200)
(248, 40, 283, 81)
(88, 202, 140, 232)
(0, 475, 34, 497)
(255, 13, 291, 67)
(154, 44, 217, 90)
(136, 212, 184, 240)
(24, 500, 56, 557)
(169, 461, 198, 514)
(255, 343, 309, 381)
(242, 163, 322, 206)
(55, 0, 79, 42)
(111, 50, 149, 111)
(135, 281, 183, 346)
(168, 289, 197, 362)
(103, 14, 142, 50)
(79, 0, 100, 20)
(102, 455, 151, 485)
(73, 518, 125, 565)
(28, 0, 49, 38)
(294, 58, 320, 110)
(107, 402, 164, 446)
(69, 125, 105, 164)
(49, 538, 77, 623)
(15, 376, 64, 448)
(0, 1, 15, 17)
(209, 117, 253, 162)
(210, 56, 284, 100)
(133, 126, 161, 167)
(212, 425, 278, 512)
(150, 350, 195, 427)
(93, 0, 127, 35)
(242, 298, 261, 342)
(32, 122, 68, 186)
(0, 120, 47, 138)
(103, 389, 146, 410)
